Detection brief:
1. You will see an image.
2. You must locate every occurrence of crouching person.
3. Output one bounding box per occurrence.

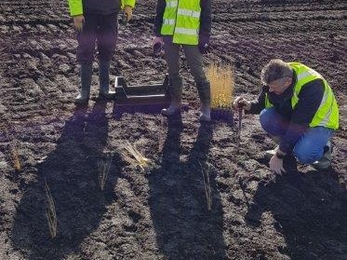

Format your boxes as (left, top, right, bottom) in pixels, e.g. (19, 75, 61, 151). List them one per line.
(67, 0, 136, 104)
(233, 59, 339, 174)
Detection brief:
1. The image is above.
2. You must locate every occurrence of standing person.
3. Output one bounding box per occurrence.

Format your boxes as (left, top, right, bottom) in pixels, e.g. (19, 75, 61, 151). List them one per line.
(233, 59, 339, 173)
(68, 0, 136, 104)
(153, 0, 212, 121)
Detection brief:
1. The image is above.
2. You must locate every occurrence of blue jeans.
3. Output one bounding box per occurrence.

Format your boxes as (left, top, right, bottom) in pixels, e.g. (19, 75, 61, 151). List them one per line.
(259, 107, 334, 164)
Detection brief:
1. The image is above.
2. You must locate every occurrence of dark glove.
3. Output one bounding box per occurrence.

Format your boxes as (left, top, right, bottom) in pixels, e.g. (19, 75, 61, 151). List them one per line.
(198, 32, 211, 54)
(199, 42, 212, 54)
(152, 37, 164, 58)
(153, 42, 163, 57)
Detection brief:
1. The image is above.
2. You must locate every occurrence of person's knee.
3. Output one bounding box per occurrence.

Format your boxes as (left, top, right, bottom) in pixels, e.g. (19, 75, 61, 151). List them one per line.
(259, 109, 274, 133)
(294, 145, 321, 164)
(77, 52, 94, 64)
(188, 61, 206, 83)
(98, 48, 115, 62)
(196, 80, 209, 89)
(192, 73, 207, 85)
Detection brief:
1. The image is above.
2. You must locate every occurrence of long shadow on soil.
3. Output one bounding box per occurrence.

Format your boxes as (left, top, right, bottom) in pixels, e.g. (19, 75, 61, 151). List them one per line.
(148, 116, 227, 260)
(246, 170, 347, 259)
(11, 100, 120, 259)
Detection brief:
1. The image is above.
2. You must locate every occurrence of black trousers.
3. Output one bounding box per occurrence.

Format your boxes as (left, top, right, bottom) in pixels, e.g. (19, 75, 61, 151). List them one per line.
(76, 13, 118, 63)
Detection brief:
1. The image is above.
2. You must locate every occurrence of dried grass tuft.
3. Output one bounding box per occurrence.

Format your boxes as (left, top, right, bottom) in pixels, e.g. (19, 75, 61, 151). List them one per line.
(10, 145, 21, 172)
(199, 161, 212, 211)
(206, 63, 235, 109)
(158, 117, 165, 152)
(45, 180, 57, 239)
(120, 141, 150, 171)
(98, 157, 112, 191)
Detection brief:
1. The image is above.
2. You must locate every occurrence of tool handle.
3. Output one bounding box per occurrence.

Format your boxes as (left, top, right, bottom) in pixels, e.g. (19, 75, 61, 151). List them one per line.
(237, 107, 243, 151)
(238, 108, 243, 129)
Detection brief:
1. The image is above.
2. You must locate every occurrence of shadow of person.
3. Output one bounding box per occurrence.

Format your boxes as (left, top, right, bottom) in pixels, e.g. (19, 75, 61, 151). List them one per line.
(148, 119, 227, 260)
(11, 100, 120, 259)
(245, 169, 347, 259)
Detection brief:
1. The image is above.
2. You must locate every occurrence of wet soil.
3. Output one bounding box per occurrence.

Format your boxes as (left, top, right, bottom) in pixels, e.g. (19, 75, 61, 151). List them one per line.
(0, 0, 347, 259)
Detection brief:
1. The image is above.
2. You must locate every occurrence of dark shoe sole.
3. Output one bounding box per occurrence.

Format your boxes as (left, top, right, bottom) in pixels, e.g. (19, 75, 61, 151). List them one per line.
(74, 99, 89, 105)
(161, 108, 181, 116)
(99, 92, 116, 99)
(311, 161, 331, 171)
(311, 143, 332, 170)
(199, 116, 211, 122)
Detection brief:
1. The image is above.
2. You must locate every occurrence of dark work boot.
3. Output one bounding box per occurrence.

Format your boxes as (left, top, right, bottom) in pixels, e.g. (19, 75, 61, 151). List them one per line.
(269, 135, 281, 144)
(197, 82, 211, 122)
(99, 60, 115, 99)
(75, 62, 92, 104)
(312, 141, 332, 170)
(161, 77, 183, 116)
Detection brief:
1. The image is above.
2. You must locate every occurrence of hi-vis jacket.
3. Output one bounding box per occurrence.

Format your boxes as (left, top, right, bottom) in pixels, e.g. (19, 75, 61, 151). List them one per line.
(264, 62, 339, 130)
(154, 0, 212, 45)
(68, 0, 136, 16)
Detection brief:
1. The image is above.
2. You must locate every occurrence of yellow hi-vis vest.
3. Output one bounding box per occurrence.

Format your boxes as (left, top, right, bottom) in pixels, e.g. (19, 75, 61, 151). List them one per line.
(265, 62, 339, 130)
(160, 0, 201, 45)
(67, 0, 136, 16)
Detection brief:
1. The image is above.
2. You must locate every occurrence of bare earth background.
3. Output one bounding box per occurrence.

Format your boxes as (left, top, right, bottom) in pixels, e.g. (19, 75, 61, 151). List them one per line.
(0, 0, 347, 259)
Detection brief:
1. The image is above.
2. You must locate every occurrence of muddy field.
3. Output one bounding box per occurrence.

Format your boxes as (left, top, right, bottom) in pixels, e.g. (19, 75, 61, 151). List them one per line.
(0, 0, 347, 259)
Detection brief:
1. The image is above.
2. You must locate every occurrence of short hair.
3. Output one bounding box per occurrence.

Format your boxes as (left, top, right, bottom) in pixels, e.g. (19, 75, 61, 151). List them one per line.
(260, 59, 293, 85)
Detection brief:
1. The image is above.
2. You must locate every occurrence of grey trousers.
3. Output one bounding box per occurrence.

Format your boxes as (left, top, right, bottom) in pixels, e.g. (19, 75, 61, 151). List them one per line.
(163, 36, 208, 85)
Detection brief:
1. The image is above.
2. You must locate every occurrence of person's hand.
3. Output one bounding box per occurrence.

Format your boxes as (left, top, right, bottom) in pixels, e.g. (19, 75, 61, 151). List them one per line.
(123, 5, 133, 22)
(269, 155, 286, 174)
(199, 43, 212, 54)
(152, 36, 164, 57)
(198, 32, 211, 54)
(153, 36, 163, 46)
(232, 96, 251, 111)
(73, 15, 85, 32)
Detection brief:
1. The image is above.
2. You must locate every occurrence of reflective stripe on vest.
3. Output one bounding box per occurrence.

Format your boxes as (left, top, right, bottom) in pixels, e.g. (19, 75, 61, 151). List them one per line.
(160, 0, 201, 45)
(174, 27, 198, 35)
(167, 0, 178, 7)
(163, 19, 175, 26)
(161, 0, 178, 35)
(177, 9, 200, 18)
(265, 62, 339, 130)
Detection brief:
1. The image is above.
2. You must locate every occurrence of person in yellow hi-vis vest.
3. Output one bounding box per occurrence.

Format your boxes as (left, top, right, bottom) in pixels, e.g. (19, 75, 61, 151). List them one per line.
(67, 0, 136, 104)
(153, 0, 212, 122)
(233, 59, 339, 173)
